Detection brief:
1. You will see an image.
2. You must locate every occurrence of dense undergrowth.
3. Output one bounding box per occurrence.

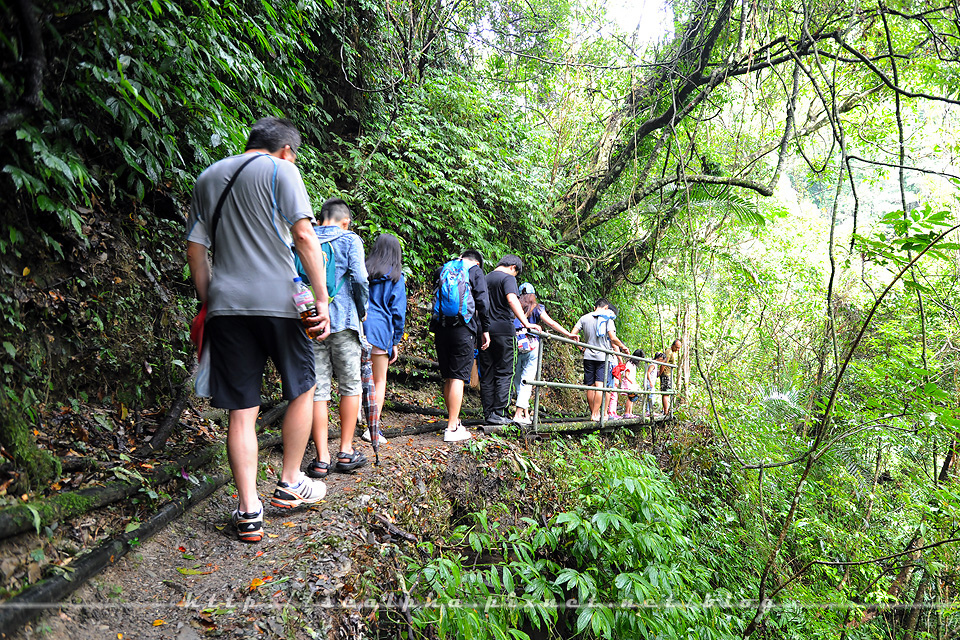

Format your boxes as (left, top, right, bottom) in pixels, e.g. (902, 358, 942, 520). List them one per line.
(351, 414, 960, 639)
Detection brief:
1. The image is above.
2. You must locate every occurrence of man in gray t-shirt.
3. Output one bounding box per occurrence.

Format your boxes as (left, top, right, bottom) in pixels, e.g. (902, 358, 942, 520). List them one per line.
(570, 298, 628, 421)
(186, 117, 330, 543)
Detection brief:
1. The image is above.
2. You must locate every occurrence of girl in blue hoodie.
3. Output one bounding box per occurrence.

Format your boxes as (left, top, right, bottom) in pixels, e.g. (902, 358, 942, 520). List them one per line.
(361, 234, 407, 443)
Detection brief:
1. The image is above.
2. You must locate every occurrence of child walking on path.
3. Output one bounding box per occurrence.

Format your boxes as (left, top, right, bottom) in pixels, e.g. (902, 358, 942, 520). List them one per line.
(645, 354, 660, 418)
(361, 234, 407, 445)
(511, 283, 572, 425)
(307, 198, 369, 479)
(622, 349, 644, 418)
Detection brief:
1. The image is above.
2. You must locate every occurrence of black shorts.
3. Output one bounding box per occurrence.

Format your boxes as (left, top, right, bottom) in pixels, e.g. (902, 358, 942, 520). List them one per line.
(583, 360, 607, 386)
(660, 375, 672, 392)
(435, 325, 477, 382)
(206, 315, 315, 410)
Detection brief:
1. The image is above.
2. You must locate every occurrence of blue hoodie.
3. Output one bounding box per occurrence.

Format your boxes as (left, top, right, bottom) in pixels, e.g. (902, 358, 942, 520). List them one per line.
(363, 271, 407, 352)
(314, 225, 368, 334)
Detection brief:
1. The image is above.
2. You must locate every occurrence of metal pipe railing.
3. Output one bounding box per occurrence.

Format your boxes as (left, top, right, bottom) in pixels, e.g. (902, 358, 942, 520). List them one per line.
(525, 379, 676, 395)
(527, 328, 677, 368)
(522, 328, 678, 432)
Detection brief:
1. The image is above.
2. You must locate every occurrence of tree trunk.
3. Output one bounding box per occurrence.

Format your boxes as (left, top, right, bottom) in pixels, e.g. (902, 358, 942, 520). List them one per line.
(938, 438, 957, 482)
(903, 569, 932, 640)
(852, 537, 922, 628)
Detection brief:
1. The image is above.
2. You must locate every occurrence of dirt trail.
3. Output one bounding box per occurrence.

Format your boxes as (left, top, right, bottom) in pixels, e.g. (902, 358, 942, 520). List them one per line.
(11, 426, 456, 640)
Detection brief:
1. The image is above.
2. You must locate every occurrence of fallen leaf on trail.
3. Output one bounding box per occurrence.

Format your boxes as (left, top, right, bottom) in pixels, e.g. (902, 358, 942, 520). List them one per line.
(249, 577, 265, 590)
(254, 551, 264, 557)
(267, 533, 278, 538)
(22, 267, 29, 276)
(152, 619, 165, 626)
(195, 616, 216, 630)
(177, 567, 215, 575)
(178, 546, 187, 553)
(282, 522, 295, 528)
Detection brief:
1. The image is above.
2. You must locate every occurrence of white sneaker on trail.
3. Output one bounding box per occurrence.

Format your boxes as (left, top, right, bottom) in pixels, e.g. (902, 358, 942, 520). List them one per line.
(443, 423, 472, 443)
(270, 475, 327, 509)
(361, 429, 388, 444)
(230, 505, 263, 543)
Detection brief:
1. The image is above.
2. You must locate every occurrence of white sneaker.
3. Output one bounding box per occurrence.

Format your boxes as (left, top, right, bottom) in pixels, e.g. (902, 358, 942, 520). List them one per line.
(513, 415, 532, 425)
(361, 429, 388, 445)
(443, 424, 473, 442)
(270, 475, 327, 509)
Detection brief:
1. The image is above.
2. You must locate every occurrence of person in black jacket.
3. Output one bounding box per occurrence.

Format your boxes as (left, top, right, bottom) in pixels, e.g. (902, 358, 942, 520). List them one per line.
(479, 255, 541, 425)
(432, 249, 490, 442)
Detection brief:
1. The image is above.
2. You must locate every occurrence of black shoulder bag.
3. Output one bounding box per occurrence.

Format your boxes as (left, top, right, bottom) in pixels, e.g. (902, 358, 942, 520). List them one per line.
(208, 153, 262, 262)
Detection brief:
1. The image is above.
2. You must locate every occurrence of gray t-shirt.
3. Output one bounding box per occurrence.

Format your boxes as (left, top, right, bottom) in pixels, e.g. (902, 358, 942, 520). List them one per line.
(574, 310, 613, 361)
(186, 153, 315, 319)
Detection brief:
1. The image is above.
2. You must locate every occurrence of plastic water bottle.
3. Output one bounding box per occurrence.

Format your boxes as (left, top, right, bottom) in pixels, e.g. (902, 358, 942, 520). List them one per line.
(292, 277, 317, 326)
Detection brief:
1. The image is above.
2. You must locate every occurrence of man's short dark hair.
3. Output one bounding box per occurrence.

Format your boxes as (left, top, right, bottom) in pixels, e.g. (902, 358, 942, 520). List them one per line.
(245, 117, 301, 154)
(460, 249, 484, 268)
(497, 254, 523, 277)
(320, 198, 351, 223)
(595, 298, 611, 310)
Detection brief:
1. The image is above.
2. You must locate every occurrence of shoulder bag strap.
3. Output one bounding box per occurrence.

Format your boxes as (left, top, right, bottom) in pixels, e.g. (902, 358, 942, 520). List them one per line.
(209, 153, 262, 262)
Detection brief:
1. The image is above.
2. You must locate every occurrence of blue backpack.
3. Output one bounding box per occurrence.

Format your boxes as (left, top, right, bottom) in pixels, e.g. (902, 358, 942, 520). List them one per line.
(433, 259, 475, 326)
(292, 230, 347, 300)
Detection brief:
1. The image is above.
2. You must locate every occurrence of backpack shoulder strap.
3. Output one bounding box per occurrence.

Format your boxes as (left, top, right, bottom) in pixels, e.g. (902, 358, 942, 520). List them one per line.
(319, 229, 350, 298)
(209, 153, 262, 262)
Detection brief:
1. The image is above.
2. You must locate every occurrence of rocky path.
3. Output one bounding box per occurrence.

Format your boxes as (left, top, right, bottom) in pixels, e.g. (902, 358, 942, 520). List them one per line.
(11, 426, 457, 640)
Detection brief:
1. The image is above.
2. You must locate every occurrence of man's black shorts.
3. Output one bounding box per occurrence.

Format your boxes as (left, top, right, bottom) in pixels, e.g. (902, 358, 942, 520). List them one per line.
(435, 325, 477, 382)
(206, 315, 315, 410)
(583, 359, 608, 386)
(660, 374, 673, 392)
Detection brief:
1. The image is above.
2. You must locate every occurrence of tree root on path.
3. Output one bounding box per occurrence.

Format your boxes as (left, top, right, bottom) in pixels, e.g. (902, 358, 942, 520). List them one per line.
(0, 403, 288, 542)
(0, 472, 229, 636)
(383, 399, 480, 418)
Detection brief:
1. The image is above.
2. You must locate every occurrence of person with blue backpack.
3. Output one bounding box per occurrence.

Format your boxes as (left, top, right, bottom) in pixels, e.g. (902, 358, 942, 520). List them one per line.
(303, 198, 370, 478)
(431, 249, 490, 442)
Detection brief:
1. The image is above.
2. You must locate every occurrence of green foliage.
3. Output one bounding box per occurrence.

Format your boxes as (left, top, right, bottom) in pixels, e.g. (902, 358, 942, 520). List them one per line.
(1, 0, 367, 233)
(302, 72, 555, 279)
(405, 442, 741, 639)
